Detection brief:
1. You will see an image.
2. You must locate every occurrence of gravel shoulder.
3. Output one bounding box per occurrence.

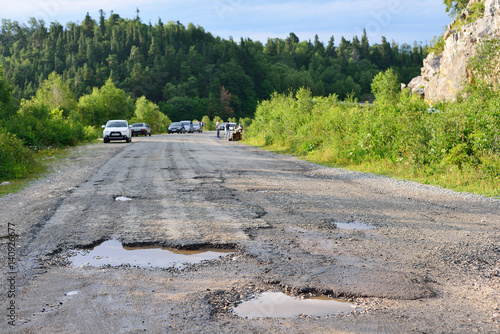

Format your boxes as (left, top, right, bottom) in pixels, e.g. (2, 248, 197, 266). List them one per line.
(1, 132, 499, 333)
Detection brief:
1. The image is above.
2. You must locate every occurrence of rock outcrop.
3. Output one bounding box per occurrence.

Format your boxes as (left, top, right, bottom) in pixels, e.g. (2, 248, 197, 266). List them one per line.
(408, 0, 500, 102)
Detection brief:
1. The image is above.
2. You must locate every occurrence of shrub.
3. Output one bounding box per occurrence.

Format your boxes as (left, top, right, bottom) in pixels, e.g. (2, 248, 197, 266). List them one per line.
(0, 127, 36, 180)
(371, 68, 400, 106)
(244, 82, 500, 195)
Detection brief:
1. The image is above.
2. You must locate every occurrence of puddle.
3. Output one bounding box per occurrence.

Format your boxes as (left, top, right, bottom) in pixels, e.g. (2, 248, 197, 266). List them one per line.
(333, 221, 376, 230)
(115, 196, 133, 202)
(72, 239, 235, 269)
(233, 292, 357, 319)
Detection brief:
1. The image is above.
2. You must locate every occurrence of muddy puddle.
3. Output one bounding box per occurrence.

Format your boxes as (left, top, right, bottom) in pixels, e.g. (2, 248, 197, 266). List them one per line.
(333, 221, 376, 230)
(72, 239, 235, 269)
(233, 292, 357, 319)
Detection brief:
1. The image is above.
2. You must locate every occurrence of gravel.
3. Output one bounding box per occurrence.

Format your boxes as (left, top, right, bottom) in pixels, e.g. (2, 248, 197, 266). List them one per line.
(0, 133, 498, 333)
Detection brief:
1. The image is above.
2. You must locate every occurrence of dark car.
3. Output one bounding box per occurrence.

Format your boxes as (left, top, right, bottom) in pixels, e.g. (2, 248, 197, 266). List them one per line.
(168, 122, 185, 134)
(181, 120, 193, 133)
(130, 123, 151, 136)
(192, 122, 202, 133)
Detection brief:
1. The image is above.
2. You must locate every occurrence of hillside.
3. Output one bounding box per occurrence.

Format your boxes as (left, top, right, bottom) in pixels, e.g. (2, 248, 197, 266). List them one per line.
(0, 12, 427, 120)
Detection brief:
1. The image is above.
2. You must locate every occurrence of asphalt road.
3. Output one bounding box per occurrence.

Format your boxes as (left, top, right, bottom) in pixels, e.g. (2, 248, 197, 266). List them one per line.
(1, 132, 499, 333)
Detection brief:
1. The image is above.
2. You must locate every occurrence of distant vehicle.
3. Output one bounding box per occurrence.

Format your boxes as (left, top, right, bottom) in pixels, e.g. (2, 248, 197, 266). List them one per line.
(168, 122, 185, 134)
(180, 120, 193, 133)
(130, 123, 151, 136)
(102, 120, 132, 143)
(219, 122, 237, 131)
(192, 122, 202, 133)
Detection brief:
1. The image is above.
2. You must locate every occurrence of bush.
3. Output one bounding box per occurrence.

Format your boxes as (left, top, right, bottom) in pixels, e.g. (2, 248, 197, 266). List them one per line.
(244, 84, 500, 195)
(0, 127, 36, 180)
(201, 116, 213, 130)
(371, 68, 400, 106)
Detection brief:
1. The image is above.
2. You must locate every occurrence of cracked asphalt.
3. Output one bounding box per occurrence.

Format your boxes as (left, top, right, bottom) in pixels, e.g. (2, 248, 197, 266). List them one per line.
(1, 132, 499, 333)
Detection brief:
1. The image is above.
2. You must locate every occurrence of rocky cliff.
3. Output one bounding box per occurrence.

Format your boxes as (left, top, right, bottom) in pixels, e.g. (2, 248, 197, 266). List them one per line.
(408, 0, 500, 102)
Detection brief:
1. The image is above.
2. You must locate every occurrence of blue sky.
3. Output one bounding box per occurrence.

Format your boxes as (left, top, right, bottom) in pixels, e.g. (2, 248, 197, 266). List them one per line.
(5, 0, 451, 46)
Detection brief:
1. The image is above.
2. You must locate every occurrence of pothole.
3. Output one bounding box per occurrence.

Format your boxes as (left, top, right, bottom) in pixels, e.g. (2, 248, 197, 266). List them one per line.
(71, 239, 236, 269)
(333, 221, 376, 230)
(233, 292, 358, 319)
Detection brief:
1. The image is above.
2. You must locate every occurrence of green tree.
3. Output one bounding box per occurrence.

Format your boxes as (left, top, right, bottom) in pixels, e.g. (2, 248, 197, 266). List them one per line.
(371, 68, 400, 105)
(33, 72, 76, 117)
(133, 96, 171, 133)
(0, 11, 430, 116)
(0, 65, 17, 120)
(444, 0, 470, 16)
(326, 36, 337, 58)
(78, 78, 134, 126)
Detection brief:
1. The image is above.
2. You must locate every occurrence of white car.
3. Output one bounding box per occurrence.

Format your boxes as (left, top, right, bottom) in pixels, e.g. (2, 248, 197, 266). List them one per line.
(218, 122, 237, 131)
(102, 120, 132, 143)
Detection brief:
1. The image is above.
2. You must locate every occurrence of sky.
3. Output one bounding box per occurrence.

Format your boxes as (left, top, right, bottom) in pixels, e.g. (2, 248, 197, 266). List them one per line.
(4, 0, 452, 46)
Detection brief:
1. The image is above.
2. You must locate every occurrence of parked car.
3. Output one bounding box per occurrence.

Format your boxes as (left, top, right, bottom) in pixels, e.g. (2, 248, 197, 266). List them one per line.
(219, 122, 237, 131)
(168, 122, 185, 134)
(102, 120, 132, 143)
(130, 123, 151, 136)
(192, 122, 202, 133)
(180, 120, 193, 133)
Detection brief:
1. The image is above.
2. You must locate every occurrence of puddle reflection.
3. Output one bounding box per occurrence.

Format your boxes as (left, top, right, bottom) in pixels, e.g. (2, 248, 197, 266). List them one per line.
(233, 292, 356, 319)
(72, 239, 235, 269)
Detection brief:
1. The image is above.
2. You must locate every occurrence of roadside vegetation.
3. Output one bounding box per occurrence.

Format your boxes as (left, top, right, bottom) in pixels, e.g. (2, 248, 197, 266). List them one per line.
(0, 65, 169, 186)
(244, 39, 500, 197)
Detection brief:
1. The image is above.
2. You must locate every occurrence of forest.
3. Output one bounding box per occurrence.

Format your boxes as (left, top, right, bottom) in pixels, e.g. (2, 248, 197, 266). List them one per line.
(0, 11, 428, 122)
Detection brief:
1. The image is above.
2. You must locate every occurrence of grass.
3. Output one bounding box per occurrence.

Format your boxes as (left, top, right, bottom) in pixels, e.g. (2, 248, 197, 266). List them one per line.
(243, 81, 500, 200)
(243, 138, 500, 199)
(0, 145, 81, 198)
(332, 159, 500, 198)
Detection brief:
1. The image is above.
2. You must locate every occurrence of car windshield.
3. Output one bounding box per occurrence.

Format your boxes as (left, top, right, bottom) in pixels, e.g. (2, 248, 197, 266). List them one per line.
(170, 122, 181, 127)
(132, 123, 144, 127)
(107, 121, 127, 128)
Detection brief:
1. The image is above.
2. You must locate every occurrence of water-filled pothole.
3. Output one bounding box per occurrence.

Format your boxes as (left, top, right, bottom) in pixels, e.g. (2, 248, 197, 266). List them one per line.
(233, 292, 357, 319)
(333, 221, 376, 230)
(71, 239, 236, 269)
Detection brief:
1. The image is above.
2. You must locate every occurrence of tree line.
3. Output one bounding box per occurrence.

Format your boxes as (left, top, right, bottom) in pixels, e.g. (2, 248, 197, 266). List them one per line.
(0, 11, 428, 122)
(245, 37, 500, 197)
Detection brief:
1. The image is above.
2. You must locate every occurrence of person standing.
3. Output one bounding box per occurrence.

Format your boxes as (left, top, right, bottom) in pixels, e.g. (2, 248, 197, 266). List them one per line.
(216, 120, 220, 139)
(224, 121, 230, 140)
